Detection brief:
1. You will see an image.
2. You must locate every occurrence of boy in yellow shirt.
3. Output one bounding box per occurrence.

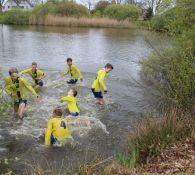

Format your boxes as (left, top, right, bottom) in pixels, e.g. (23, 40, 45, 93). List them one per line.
(59, 88, 79, 117)
(5, 67, 40, 119)
(91, 63, 113, 105)
(45, 108, 71, 146)
(20, 62, 46, 87)
(62, 58, 83, 84)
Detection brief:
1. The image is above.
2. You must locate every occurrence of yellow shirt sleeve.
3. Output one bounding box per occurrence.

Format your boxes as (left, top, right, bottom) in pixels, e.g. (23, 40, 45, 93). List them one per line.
(4, 78, 13, 95)
(45, 119, 52, 146)
(74, 66, 83, 79)
(20, 69, 31, 75)
(62, 68, 70, 76)
(99, 71, 107, 91)
(37, 70, 44, 77)
(60, 96, 73, 103)
(21, 78, 38, 97)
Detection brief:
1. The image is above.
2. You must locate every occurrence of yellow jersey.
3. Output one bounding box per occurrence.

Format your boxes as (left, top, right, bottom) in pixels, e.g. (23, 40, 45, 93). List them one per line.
(21, 68, 44, 83)
(63, 65, 83, 80)
(60, 96, 79, 113)
(45, 117, 71, 146)
(5, 76, 38, 102)
(92, 69, 107, 92)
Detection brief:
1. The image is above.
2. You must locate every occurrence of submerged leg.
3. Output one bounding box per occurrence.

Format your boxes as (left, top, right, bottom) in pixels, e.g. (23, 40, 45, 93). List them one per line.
(96, 98, 104, 105)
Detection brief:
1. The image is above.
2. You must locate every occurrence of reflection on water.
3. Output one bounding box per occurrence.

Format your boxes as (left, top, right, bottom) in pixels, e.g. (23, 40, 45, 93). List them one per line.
(0, 25, 171, 173)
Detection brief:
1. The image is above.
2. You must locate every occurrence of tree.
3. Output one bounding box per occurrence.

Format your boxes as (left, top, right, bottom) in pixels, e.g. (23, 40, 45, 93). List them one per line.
(81, 0, 99, 11)
(111, 0, 122, 4)
(13, 0, 24, 6)
(94, 0, 110, 15)
(144, 0, 174, 15)
(0, 0, 6, 13)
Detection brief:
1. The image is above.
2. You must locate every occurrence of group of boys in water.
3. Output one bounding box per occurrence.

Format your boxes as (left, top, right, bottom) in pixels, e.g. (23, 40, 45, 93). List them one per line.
(4, 58, 114, 146)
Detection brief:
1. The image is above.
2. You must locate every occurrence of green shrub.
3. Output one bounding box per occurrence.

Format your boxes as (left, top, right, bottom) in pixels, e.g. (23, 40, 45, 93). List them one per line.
(144, 0, 195, 36)
(0, 14, 4, 23)
(104, 4, 140, 21)
(140, 33, 194, 111)
(32, 1, 89, 17)
(2, 9, 30, 25)
(56, 1, 89, 17)
(32, 3, 58, 17)
(93, 10, 102, 18)
(94, 1, 110, 16)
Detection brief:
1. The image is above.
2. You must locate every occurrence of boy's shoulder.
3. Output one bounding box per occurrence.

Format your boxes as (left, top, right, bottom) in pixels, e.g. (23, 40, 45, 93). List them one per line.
(98, 69, 106, 74)
(37, 69, 44, 73)
(71, 65, 77, 69)
(49, 117, 62, 122)
(5, 76, 11, 82)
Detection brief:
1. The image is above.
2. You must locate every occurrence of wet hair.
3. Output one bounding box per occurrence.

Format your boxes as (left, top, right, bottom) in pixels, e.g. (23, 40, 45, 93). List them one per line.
(53, 108, 63, 116)
(71, 88, 77, 97)
(105, 63, 113, 70)
(32, 62, 37, 66)
(9, 67, 18, 75)
(67, 58, 72, 62)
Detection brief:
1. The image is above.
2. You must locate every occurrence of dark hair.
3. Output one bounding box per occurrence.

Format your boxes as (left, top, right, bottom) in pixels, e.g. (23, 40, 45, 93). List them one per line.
(67, 58, 72, 62)
(32, 62, 37, 66)
(105, 63, 113, 70)
(71, 88, 77, 97)
(53, 108, 63, 116)
(9, 67, 18, 75)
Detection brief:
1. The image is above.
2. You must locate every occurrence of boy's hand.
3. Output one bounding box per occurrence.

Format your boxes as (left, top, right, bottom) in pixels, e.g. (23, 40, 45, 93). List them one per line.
(35, 96, 40, 104)
(104, 90, 108, 94)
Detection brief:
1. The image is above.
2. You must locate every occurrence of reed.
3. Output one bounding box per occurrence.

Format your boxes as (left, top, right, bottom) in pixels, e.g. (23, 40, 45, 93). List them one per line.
(29, 15, 133, 29)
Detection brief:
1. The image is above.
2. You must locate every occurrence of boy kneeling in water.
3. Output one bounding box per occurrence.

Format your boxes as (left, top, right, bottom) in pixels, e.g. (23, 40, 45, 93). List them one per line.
(91, 63, 113, 105)
(5, 68, 40, 119)
(20, 62, 46, 88)
(45, 108, 71, 146)
(62, 58, 83, 84)
(59, 88, 79, 117)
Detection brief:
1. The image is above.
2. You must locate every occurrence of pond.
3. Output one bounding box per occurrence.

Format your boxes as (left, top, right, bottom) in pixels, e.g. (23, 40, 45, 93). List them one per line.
(0, 25, 171, 174)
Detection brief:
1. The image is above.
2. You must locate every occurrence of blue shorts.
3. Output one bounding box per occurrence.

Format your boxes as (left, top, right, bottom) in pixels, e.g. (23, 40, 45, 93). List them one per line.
(67, 79, 78, 84)
(35, 80, 43, 87)
(91, 88, 103, 99)
(51, 135, 59, 145)
(70, 112, 79, 117)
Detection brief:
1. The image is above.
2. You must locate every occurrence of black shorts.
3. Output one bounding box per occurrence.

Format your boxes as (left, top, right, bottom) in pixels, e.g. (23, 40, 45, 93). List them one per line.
(67, 79, 78, 84)
(14, 99, 27, 110)
(91, 88, 103, 99)
(35, 80, 43, 87)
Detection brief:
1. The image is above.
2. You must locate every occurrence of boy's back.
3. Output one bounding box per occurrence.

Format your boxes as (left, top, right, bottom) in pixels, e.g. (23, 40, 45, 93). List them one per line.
(45, 117, 71, 145)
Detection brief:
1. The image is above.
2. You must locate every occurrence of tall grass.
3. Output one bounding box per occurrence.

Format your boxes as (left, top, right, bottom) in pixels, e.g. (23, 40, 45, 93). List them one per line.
(128, 108, 195, 164)
(29, 15, 133, 28)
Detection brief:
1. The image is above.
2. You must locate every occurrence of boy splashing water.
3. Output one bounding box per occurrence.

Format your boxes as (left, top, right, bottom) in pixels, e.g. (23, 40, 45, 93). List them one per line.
(62, 58, 83, 84)
(45, 108, 71, 146)
(91, 63, 113, 105)
(59, 88, 79, 117)
(20, 62, 46, 88)
(5, 68, 40, 119)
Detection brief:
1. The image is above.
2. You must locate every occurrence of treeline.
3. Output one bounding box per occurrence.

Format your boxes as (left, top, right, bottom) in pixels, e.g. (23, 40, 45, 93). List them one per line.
(0, 0, 140, 27)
